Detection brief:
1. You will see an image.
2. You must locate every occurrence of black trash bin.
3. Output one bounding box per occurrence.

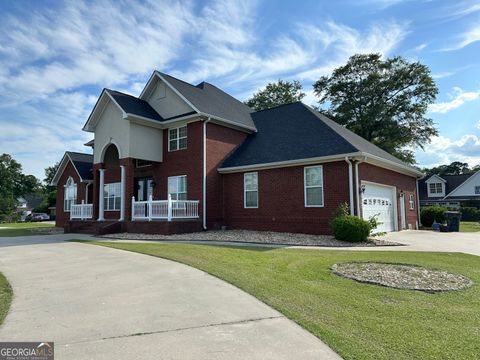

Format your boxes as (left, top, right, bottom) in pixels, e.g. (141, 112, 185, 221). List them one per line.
(446, 211, 462, 232)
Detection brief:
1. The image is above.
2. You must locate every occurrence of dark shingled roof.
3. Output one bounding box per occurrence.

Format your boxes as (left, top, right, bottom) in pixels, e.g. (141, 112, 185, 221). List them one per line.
(158, 72, 256, 130)
(418, 174, 473, 200)
(221, 102, 417, 170)
(67, 152, 93, 181)
(106, 89, 164, 121)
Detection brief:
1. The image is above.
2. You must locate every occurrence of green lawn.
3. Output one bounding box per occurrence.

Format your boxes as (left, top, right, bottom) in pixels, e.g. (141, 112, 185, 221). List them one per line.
(0, 272, 12, 325)
(460, 221, 480, 232)
(0, 222, 54, 237)
(85, 242, 480, 360)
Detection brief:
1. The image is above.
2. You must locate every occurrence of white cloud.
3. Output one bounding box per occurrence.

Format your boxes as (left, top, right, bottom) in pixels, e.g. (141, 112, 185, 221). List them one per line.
(428, 87, 480, 113)
(477, 120, 480, 130)
(416, 135, 480, 168)
(432, 71, 455, 79)
(442, 24, 480, 51)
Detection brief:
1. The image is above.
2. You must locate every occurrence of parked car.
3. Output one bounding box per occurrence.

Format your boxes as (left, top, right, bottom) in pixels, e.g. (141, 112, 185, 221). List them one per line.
(31, 213, 50, 222)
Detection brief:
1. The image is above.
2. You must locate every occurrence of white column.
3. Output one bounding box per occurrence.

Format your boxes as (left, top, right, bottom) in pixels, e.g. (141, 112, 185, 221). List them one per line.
(120, 165, 126, 221)
(98, 169, 105, 221)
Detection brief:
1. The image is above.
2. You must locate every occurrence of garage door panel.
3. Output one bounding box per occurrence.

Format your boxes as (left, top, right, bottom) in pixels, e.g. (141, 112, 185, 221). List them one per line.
(362, 183, 395, 233)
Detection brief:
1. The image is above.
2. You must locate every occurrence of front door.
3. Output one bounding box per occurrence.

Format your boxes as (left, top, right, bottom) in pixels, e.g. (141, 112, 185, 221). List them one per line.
(136, 177, 153, 201)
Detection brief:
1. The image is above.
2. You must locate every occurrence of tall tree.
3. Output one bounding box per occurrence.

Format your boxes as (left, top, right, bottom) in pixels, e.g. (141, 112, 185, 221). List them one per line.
(35, 162, 60, 213)
(423, 161, 477, 175)
(245, 80, 305, 111)
(314, 54, 438, 164)
(0, 154, 40, 219)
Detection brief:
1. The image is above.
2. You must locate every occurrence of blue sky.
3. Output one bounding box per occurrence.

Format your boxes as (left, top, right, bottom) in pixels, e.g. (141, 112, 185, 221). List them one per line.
(0, 0, 479, 180)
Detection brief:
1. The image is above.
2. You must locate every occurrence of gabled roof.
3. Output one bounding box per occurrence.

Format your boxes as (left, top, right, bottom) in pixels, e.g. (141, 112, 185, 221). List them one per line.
(106, 89, 163, 121)
(418, 173, 473, 200)
(50, 152, 93, 186)
(220, 102, 421, 176)
(141, 71, 256, 131)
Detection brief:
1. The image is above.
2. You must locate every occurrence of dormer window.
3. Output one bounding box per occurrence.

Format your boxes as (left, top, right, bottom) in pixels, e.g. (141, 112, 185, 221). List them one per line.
(168, 126, 187, 151)
(475, 186, 480, 195)
(429, 183, 443, 194)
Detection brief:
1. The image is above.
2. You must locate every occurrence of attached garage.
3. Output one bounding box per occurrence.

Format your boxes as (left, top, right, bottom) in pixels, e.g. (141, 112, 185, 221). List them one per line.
(361, 182, 396, 233)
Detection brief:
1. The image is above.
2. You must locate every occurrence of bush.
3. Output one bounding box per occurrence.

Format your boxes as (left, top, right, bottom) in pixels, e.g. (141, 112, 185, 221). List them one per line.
(420, 206, 446, 227)
(460, 207, 480, 221)
(331, 215, 371, 242)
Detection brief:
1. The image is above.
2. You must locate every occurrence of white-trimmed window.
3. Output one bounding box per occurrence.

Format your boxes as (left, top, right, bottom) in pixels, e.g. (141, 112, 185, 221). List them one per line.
(475, 185, 480, 195)
(304, 166, 324, 207)
(168, 126, 187, 151)
(409, 194, 415, 210)
(244, 172, 258, 208)
(64, 177, 77, 212)
(104, 183, 121, 211)
(428, 182, 443, 195)
(168, 175, 187, 200)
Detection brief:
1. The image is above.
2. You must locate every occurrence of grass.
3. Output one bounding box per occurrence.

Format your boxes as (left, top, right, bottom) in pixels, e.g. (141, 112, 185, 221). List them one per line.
(0, 272, 12, 325)
(84, 241, 480, 360)
(460, 221, 480, 232)
(0, 222, 54, 237)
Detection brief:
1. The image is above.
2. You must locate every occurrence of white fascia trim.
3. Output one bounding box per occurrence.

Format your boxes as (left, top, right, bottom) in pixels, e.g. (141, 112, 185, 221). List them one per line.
(361, 152, 424, 177)
(218, 152, 362, 173)
(50, 153, 88, 186)
(199, 112, 257, 133)
(442, 170, 480, 199)
(83, 90, 127, 132)
(425, 174, 447, 183)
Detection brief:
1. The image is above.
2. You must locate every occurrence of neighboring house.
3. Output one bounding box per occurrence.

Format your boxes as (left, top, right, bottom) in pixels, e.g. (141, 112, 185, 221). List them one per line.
(51, 71, 423, 235)
(418, 172, 480, 208)
(17, 194, 43, 221)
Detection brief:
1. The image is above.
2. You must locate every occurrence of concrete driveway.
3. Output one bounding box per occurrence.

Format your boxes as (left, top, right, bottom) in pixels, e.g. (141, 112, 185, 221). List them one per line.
(0, 234, 340, 360)
(382, 230, 480, 256)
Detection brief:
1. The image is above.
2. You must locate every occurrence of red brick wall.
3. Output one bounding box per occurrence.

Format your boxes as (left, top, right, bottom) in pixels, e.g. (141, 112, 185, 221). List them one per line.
(358, 163, 418, 230)
(206, 123, 248, 228)
(222, 161, 350, 234)
(55, 161, 88, 227)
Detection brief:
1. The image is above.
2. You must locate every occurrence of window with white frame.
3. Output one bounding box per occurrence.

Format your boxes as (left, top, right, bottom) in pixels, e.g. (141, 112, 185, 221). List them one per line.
(244, 172, 258, 208)
(168, 175, 187, 200)
(304, 166, 324, 207)
(409, 194, 415, 210)
(104, 183, 121, 211)
(64, 177, 77, 212)
(428, 182, 443, 195)
(168, 126, 187, 151)
(475, 185, 480, 195)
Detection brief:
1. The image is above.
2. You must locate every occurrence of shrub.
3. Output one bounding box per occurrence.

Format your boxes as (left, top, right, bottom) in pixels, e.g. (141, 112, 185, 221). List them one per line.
(331, 215, 371, 242)
(421, 206, 446, 227)
(460, 207, 480, 221)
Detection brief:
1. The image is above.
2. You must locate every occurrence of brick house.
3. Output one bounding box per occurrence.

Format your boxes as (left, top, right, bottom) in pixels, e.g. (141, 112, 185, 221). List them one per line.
(51, 71, 423, 235)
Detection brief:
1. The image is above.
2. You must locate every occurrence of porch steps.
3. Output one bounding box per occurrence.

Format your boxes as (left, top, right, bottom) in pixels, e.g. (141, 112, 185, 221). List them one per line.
(65, 220, 122, 236)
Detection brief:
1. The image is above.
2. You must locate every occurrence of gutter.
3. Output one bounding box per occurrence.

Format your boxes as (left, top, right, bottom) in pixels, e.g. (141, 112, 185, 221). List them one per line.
(355, 156, 367, 217)
(344, 157, 354, 215)
(416, 178, 422, 227)
(202, 117, 211, 230)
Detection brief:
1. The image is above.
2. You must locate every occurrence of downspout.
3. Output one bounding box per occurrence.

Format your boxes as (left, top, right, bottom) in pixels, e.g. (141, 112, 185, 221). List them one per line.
(202, 117, 211, 230)
(344, 157, 354, 215)
(355, 156, 367, 217)
(416, 177, 422, 228)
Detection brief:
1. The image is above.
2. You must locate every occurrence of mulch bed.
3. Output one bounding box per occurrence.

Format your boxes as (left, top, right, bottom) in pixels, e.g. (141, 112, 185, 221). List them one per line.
(332, 262, 473, 292)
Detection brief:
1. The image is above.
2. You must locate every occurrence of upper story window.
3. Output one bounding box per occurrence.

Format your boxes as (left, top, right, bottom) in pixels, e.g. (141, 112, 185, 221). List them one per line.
(428, 182, 444, 196)
(304, 166, 324, 207)
(64, 177, 77, 212)
(244, 172, 258, 208)
(475, 185, 480, 195)
(168, 126, 187, 151)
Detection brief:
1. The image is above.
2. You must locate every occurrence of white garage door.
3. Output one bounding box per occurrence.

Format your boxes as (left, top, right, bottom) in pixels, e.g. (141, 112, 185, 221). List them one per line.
(362, 183, 395, 233)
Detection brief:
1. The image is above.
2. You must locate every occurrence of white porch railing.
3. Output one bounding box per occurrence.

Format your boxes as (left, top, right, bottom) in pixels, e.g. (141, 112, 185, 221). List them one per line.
(132, 195, 199, 221)
(70, 201, 93, 220)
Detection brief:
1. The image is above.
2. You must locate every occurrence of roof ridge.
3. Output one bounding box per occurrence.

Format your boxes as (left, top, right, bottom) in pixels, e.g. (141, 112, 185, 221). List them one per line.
(156, 71, 200, 89)
(105, 88, 144, 100)
(66, 151, 93, 156)
(251, 101, 303, 114)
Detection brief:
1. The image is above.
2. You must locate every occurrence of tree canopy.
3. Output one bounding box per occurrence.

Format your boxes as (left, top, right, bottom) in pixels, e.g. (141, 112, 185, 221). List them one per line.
(0, 154, 40, 219)
(422, 161, 480, 176)
(245, 80, 305, 111)
(314, 53, 438, 164)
